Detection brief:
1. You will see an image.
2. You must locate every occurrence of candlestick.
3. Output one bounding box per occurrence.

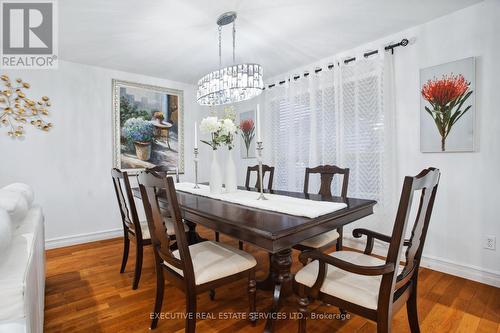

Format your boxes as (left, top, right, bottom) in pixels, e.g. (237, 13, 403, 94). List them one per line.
(193, 147, 200, 189)
(194, 121, 198, 149)
(256, 104, 261, 142)
(256, 141, 267, 200)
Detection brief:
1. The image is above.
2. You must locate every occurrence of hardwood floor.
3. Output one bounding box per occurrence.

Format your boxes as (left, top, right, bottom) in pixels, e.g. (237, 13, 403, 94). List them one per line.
(45, 227, 500, 333)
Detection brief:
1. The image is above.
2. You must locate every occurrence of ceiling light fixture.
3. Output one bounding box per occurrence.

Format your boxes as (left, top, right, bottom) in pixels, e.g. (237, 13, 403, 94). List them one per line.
(196, 11, 264, 106)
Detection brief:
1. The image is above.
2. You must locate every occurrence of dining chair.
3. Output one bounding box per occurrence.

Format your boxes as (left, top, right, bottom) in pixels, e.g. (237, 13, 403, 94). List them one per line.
(215, 164, 275, 250)
(111, 168, 152, 290)
(245, 164, 275, 191)
(147, 165, 180, 183)
(147, 166, 206, 246)
(111, 168, 187, 289)
(294, 167, 441, 333)
(138, 173, 258, 332)
(293, 165, 349, 262)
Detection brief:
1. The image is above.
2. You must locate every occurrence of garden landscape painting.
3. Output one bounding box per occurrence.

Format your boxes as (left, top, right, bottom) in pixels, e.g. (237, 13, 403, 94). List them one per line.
(112, 80, 184, 172)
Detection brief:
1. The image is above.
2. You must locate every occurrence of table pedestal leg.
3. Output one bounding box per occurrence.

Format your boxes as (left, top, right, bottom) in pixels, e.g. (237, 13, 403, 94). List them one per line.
(256, 253, 274, 291)
(256, 248, 292, 333)
(184, 220, 206, 245)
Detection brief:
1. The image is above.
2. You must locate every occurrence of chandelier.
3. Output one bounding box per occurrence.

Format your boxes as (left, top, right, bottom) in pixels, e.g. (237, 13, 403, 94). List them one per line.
(197, 12, 264, 106)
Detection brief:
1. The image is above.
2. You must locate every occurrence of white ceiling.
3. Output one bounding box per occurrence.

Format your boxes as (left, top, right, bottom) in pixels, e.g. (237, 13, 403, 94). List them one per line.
(59, 0, 481, 84)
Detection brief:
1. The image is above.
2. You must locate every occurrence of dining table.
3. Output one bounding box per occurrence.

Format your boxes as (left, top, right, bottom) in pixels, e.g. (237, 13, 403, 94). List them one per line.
(133, 184, 376, 333)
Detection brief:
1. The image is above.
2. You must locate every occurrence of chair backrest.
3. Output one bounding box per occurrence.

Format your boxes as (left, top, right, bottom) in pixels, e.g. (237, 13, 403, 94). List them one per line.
(379, 167, 440, 307)
(111, 168, 143, 239)
(147, 165, 180, 183)
(137, 171, 195, 285)
(245, 164, 275, 191)
(304, 165, 349, 197)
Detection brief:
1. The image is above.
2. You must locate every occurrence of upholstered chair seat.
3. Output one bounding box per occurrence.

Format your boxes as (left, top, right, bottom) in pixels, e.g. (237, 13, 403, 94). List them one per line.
(164, 241, 257, 285)
(140, 217, 188, 239)
(295, 251, 403, 310)
(298, 230, 340, 249)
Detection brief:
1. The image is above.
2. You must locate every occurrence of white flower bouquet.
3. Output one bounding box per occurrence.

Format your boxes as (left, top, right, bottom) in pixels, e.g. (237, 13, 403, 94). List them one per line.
(199, 116, 238, 150)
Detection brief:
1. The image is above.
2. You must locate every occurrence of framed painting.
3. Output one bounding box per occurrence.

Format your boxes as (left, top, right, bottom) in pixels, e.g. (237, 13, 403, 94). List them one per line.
(420, 57, 475, 152)
(112, 79, 184, 173)
(238, 109, 256, 159)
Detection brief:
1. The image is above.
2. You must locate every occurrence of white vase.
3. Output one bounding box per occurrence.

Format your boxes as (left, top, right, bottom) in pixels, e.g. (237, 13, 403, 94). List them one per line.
(225, 149, 237, 193)
(209, 149, 223, 194)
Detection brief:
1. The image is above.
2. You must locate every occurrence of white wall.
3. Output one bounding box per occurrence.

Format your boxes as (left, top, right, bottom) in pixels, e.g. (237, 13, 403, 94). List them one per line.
(389, 0, 500, 285)
(248, 0, 500, 286)
(0, 60, 201, 247)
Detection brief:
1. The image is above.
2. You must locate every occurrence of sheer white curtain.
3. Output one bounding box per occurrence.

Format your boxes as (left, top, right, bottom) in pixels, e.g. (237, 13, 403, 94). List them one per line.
(266, 51, 397, 224)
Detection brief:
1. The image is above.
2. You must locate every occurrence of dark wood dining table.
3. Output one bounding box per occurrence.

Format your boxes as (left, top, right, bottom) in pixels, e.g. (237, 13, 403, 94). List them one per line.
(133, 185, 376, 333)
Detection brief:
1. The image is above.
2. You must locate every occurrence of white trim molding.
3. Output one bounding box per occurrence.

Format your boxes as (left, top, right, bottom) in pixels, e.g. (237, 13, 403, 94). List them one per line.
(343, 234, 500, 288)
(420, 255, 500, 288)
(45, 228, 123, 249)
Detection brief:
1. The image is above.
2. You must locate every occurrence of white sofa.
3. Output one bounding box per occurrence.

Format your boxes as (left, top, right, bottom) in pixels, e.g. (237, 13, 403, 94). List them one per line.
(0, 184, 45, 333)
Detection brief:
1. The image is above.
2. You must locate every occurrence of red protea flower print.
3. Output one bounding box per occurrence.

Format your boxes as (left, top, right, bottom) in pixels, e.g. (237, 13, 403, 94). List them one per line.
(421, 74, 469, 107)
(421, 73, 473, 151)
(239, 118, 255, 158)
(240, 119, 254, 133)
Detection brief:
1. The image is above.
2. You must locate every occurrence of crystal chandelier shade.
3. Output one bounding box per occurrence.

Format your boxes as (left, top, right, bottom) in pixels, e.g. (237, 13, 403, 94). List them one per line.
(196, 12, 264, 106)
(197, 63, 263, 106)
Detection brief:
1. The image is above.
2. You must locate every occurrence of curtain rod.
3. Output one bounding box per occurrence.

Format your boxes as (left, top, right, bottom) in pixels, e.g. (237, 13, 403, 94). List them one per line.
(265, 38, 409, 89)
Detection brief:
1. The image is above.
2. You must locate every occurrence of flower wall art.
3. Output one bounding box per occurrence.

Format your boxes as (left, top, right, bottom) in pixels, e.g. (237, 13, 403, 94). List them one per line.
(420, 57, 475, 152)
(238, 110, 256, 158)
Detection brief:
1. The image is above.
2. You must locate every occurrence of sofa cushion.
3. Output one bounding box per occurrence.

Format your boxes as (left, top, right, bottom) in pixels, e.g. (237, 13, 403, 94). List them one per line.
(0, 209, 12, 256)
(0, 206, 45, 324)
(2, 183, 34, 206)
(0, 190, 28, 228)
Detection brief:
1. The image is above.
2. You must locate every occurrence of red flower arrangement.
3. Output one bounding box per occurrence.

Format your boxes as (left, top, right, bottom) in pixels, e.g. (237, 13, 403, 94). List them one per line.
(421, 74, 472, 151)
(240, 119, 255, 158)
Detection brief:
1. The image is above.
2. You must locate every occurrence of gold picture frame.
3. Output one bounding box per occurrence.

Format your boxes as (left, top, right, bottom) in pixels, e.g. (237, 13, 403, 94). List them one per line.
(112, 79, 184, 173)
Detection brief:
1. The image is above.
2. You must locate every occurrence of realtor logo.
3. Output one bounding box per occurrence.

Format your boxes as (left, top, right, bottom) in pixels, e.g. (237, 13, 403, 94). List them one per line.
(1, 0, 58, 68)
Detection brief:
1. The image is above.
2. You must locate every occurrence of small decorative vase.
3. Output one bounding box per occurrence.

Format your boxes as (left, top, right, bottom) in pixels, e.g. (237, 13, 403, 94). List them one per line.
(225, 149, 237, 193)
(209, 149, 222, 194)
(134, 141, 151, 161)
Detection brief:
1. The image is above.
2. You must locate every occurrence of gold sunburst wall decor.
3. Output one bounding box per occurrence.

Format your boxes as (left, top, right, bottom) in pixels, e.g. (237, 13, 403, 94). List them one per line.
(0, 74, 53, 138)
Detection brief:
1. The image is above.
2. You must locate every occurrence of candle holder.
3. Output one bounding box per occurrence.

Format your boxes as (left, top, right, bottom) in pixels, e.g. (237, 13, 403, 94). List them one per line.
(256, 141, 268, 200)
(193, 147, 200, 189)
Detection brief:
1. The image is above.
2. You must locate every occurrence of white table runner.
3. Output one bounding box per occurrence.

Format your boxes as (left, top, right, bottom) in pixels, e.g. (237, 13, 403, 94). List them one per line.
(175, 182, 347, 219)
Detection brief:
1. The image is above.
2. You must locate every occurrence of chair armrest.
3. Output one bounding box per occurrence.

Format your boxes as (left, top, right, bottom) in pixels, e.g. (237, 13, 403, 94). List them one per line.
(298, 250, 395, 299)
(353, 228, 392, 242)
(298, 250, 395, 276)
(353, 228, 411, 254)
(353, 228, 391, 254)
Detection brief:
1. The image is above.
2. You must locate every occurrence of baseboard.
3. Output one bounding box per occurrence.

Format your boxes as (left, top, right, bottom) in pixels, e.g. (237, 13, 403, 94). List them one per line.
(45, 228, 123, 249)
(420, 255, 500, 288)
(342, 235, 500, 288)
